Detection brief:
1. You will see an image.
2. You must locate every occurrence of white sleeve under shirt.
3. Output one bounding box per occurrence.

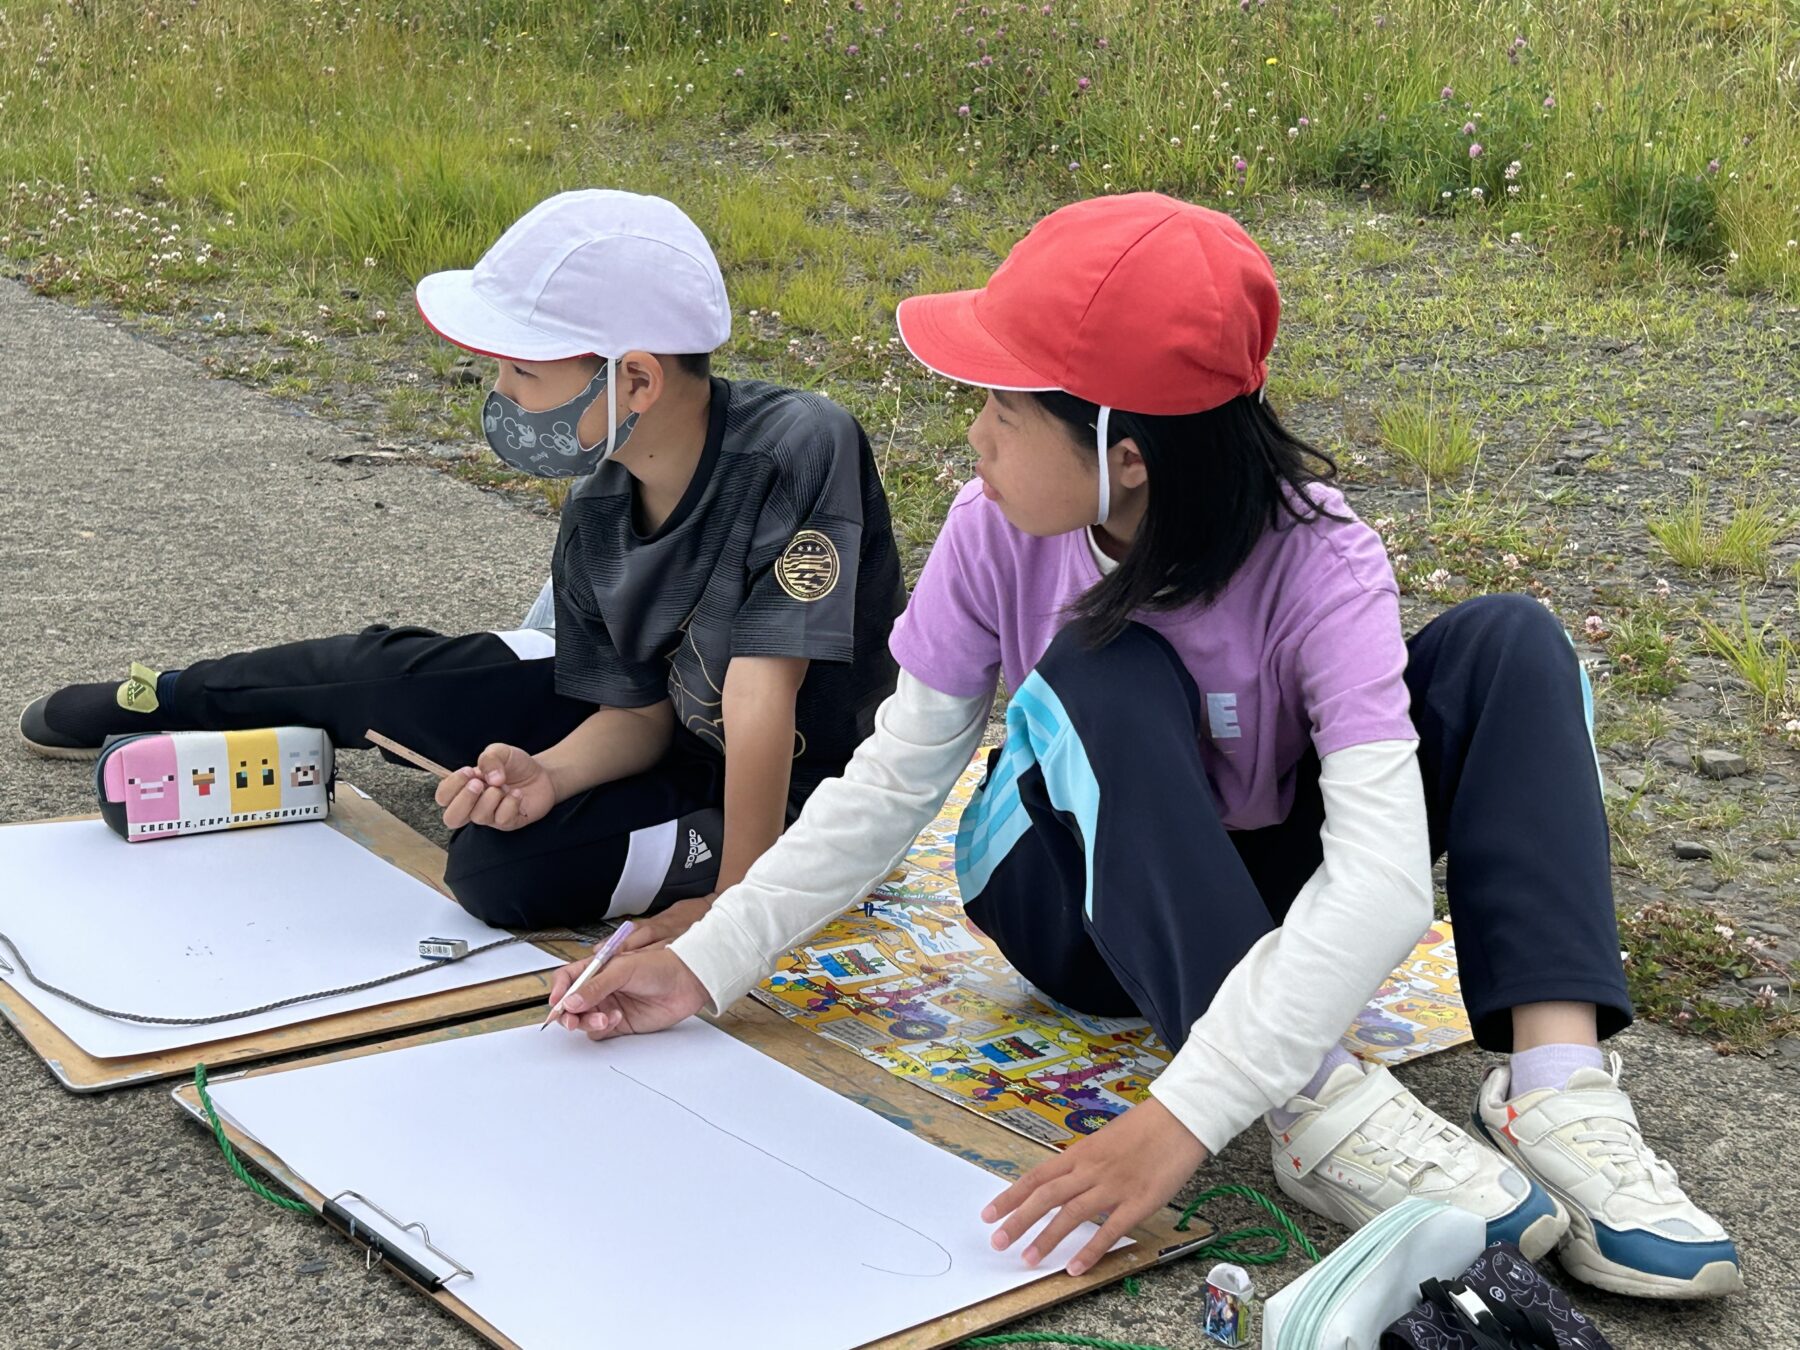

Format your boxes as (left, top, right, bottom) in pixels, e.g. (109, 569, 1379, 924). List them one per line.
(667, 670, 1433, 1158)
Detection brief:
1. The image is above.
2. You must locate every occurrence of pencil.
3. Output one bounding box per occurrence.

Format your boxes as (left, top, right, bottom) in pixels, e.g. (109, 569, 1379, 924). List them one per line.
(365, 729, 453, 780)
(541, 921, 637, 1030)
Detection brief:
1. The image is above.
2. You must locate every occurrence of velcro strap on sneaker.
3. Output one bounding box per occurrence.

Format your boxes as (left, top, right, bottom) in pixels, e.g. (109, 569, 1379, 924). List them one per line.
(1521, 1088, 1642, 1141)
(1281, 1066, 1409, 1178)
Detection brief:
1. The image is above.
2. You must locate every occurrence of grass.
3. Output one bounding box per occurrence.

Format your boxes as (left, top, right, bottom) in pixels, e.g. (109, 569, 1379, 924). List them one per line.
(1, 1, 1794, 551)
(1379, 395, 1482, 487)
(4, 1, 1799, 304)
(1620, 901, 1798, 1055)
(1700, 601, 1798, 718)
(1646, 482, 1795, 577)
(1376, 486, 1562, 601)
(1605, 605, 1686, 698)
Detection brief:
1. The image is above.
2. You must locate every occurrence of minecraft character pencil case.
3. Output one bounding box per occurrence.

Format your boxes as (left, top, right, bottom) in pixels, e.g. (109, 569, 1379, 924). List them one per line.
(95, 727, 334, 842)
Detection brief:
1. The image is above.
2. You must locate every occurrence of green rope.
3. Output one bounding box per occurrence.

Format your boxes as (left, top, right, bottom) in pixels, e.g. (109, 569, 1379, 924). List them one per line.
(194, 1063, 311, 1215)
(961, 1185, 1318, 1349)
(1173, 1183, 1322, 1267)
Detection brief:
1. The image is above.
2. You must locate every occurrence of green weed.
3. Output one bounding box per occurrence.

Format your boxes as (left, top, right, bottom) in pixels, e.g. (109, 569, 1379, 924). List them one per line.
(1699, 601, 1797, 717)
(1620, 902, 1797, 1054)
(1604, 606, 1686, 698)
(1380, 397, 1482, 486)
(1646, 484, 1793, 577)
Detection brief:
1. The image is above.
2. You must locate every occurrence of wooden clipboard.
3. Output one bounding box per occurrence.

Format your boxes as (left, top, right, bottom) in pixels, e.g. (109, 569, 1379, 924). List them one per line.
(0, 788, 587, 1093)
(172, 999, 1215, 1350)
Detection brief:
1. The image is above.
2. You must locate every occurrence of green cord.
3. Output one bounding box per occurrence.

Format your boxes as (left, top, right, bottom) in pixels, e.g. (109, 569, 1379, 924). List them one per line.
(194, 1063, 311, 1215)
(962, 1184, 1318, 1350)
(1174, 1183, 1323, 1267)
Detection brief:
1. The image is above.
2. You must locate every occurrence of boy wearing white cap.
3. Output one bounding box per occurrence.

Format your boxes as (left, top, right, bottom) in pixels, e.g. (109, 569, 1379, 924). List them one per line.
(21, 191, 906, 942)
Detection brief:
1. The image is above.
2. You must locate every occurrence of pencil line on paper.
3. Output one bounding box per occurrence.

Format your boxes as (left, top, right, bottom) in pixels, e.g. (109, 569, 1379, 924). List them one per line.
(607, 1064, 955, 1278)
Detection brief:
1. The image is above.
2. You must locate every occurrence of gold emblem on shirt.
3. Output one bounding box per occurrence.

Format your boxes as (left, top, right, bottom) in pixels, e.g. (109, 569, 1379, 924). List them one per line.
(776, 529, 839, 602)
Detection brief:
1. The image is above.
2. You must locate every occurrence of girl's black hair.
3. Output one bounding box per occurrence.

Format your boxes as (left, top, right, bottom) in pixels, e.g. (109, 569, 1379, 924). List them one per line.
(1033, 389, 1346, 647)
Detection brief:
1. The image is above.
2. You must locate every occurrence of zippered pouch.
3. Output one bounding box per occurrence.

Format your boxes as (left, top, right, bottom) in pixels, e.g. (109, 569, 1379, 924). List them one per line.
(1263, 1198, 1487, 1350)
(95, 728, 334, 842)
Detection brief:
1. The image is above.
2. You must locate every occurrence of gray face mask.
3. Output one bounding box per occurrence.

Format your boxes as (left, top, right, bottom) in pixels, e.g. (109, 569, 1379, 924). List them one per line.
(480, 358, 639, 478)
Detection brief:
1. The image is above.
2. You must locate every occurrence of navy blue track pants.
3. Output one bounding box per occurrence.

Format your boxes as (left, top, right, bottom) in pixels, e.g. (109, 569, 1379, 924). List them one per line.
(160, 625, 728, 926)
(955, 594, 1633, 1056)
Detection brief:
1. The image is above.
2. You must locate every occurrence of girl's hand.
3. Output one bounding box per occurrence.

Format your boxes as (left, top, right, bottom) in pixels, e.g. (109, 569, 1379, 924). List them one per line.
(620, 896, 716, 951)
(436, 743, 556, 831)
(548, 947, 711, 1040)
(983, 1096, 1209, 1277)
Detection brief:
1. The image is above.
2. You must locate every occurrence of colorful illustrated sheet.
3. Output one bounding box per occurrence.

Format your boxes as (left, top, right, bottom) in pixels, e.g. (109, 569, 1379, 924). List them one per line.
(753, 755, 1472, 1150)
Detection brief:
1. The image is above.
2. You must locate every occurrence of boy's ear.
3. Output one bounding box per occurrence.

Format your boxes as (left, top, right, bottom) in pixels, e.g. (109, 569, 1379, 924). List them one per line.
(618, 351, 665, 415)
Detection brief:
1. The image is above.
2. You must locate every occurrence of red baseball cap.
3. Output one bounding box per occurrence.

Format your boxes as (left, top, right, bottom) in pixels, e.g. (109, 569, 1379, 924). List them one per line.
(896, 193, 1278, 416)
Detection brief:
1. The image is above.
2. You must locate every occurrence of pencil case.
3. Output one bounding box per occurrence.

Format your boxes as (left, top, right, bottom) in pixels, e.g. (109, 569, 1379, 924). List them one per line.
(96, 727, 334, 842)
(1263, 1198, 1486, 1350)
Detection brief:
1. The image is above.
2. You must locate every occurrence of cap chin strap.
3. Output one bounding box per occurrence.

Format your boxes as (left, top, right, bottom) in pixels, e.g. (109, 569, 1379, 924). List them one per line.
(1094, 405, 1113, 528)
(1090, 390, 1265, 527)
(604, 355, 619, 460)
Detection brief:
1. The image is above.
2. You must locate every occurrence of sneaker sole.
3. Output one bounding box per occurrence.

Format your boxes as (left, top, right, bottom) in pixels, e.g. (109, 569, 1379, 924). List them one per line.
(1509, 1197, 1573, 1263)
(1474, 1108, 1743, 1299)
(17, 705, 101, 761)
(1275, 1158, 1567, 1262)
(1559, 1241, 1744, 1299)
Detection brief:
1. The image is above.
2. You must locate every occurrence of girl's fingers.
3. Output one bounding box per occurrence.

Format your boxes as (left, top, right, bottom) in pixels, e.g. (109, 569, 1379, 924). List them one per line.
(582, 1008, 626, 1041)
(990, 1173, 1089, 1252)
(1064, 1207, 1138, 1278)
(562, 953, 642, 1014)
(983, 1154, 1074, 1225)
(549, 963, 582, 1004)
(1021, 1188, 1109, 1269)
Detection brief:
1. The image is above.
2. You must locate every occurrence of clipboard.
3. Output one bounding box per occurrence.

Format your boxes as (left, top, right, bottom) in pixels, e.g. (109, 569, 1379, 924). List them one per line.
(0, 788, 587, 1093)
(172, 1000, 1216, 1350)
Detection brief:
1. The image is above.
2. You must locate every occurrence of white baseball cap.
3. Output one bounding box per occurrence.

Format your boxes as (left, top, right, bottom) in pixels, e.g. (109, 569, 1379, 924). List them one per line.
(414, 189, 731, 362)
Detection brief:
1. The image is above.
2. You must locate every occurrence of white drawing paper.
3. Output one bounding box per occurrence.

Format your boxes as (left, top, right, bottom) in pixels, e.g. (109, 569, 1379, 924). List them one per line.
(0, 819, 558, 1057)
(208, 1019, 1130, 1350)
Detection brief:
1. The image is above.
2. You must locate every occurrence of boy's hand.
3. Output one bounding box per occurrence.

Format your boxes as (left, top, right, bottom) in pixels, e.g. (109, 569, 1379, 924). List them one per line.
(982, 1096, 1208, 1277)
(547, 947, 710, 1039)
(620, 896, 715, 951)
(436, 743, 555, 831)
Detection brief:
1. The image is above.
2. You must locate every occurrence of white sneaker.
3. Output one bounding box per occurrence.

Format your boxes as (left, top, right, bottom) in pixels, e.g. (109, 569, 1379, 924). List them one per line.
(1269, 1060, 1568, 1259)
(1474, 1053, 1743, 1299)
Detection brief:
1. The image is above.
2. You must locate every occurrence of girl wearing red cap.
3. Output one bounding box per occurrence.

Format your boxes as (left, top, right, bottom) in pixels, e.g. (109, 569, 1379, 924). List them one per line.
(556, 195, 1739, 1301)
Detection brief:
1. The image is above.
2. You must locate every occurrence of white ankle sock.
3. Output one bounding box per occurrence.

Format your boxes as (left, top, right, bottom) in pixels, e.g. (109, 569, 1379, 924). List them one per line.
(1268, 1046, 1359, 1130)
(1509, 1042, 1604, 1098)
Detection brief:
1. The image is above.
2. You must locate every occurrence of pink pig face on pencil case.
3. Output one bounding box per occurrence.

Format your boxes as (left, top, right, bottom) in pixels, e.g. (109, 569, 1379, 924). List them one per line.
(100, 736, 181, 827)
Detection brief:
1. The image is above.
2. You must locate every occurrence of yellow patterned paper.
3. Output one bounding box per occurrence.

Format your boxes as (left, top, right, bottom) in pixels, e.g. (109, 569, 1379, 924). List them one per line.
(753, 755, 1473, 1150)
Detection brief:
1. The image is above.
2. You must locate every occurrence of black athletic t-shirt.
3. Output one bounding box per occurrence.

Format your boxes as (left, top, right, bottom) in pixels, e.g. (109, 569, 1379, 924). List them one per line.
(552, 378, 905, 803)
